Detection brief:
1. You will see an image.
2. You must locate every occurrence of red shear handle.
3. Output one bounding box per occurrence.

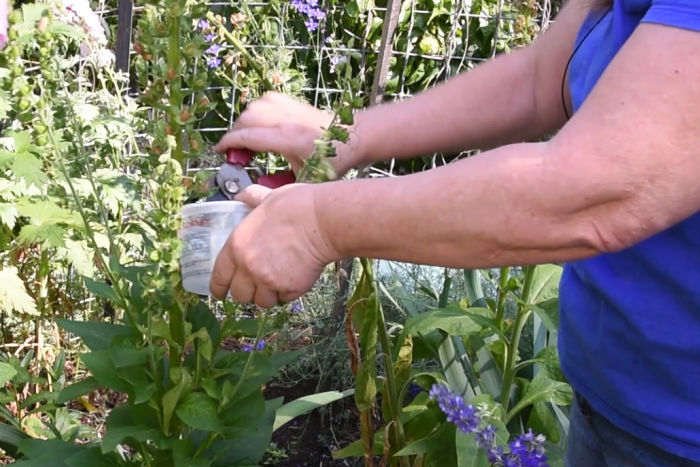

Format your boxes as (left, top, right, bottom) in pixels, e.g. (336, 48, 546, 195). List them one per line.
(226, 148, 255, 165)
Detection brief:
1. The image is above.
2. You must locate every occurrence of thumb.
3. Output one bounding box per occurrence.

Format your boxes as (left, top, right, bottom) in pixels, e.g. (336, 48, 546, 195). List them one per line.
(235, 184, 272, 207)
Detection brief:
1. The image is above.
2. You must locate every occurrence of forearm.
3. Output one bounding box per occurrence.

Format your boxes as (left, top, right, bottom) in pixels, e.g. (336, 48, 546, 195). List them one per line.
(316, 142, 613, 269)
(344, 51, 540, 168)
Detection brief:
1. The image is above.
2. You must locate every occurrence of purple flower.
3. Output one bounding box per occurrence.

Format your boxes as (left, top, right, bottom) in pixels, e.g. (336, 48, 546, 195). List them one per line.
(290, 301, 303, 313)
(205, 43, 222, 55)
(289, 0, 325, 32)
(429, 383, 549, 467)
(204, 33, 216, 42)
(205, 56, 222, 68)
(241, 339, 266, 353)
(198, 19, 210, 30)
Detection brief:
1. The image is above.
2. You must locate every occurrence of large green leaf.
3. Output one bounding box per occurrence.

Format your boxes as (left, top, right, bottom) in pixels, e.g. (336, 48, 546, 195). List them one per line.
(82, 277, 119, 304)
(56, 319, 134, 351)
(273, 389, 354, 431)
(162, 368, 192, 434)
(395, 422, 457, 466)
(18, 224, 67, 248)
(528, 264, 562, 305)
(101, 405, 161, 454)
(56, 377, 101, 405)
(78, 351, 131, 394)
(176, 392, 223, 433)
(11, 154, 46, 188)
(404, 305, 492, 338)
(533, 298, 560, 333)
(527, 401, 561, 444)
(506, 372, 572, 423)
(210, 399, 282, 466)
(0, 421, 28, 457)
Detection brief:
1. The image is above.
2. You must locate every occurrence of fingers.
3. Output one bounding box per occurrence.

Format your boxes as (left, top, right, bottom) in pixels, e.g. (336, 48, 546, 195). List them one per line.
(214, 127, 296, 155)
(210, 238, 236, 299)
(235, 184, 272, 207)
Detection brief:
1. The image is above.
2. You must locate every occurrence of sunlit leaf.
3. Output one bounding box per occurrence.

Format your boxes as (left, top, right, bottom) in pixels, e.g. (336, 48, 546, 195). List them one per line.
(0, 266, 37, 316)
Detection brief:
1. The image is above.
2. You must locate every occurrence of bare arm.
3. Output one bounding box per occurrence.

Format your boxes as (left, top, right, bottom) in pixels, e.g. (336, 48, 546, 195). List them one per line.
(315, 23, 700, 269)
(351, 0, 592, 166)
(210, 19, 700, 306)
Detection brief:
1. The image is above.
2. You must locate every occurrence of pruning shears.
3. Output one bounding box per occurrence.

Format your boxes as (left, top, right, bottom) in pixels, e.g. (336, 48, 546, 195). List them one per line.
(206, 148, 257, 202)
(205, 148, 297, 202)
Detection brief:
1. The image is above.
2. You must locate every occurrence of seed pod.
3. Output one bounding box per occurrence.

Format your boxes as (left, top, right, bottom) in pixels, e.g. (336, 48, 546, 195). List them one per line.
(179, 107, 191, 122)
(166, 67, 177, 81)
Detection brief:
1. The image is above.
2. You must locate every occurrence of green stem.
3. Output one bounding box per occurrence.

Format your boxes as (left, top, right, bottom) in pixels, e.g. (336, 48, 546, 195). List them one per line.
(168, 302, 186, 369)
(168, 12, 184, 166)
(499, 266, 536, 410)
(223, 308, 270, 407)
(38, 110, 129, 313)
(495, 266, 510, 326)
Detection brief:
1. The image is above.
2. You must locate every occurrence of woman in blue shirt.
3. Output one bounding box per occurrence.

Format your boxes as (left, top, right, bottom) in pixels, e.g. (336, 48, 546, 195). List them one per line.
(210, 0, 700, 464)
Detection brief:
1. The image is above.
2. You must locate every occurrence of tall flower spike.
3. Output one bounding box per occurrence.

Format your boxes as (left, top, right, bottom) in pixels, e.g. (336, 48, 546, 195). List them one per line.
(429, 383, 549, 467)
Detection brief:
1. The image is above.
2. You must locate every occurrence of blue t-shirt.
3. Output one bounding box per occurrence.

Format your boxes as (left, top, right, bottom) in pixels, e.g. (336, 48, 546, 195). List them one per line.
(559, 0, 700, 461)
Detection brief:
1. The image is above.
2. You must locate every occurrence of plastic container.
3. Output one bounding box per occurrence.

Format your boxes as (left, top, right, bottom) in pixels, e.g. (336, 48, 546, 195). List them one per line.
(179, 201, 251, 295)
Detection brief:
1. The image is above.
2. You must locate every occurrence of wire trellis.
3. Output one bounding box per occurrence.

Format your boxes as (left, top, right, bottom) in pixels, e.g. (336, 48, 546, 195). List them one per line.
(107, 0, 554, 177)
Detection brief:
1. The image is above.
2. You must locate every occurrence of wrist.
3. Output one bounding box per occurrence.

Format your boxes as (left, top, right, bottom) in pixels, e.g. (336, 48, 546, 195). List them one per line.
(332, 115, 369, 176)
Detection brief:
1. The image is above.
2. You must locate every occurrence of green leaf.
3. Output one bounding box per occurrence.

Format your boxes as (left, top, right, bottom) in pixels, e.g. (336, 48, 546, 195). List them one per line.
(273, 389, 354, 431)
(404, 305, 492, 338)
(395, 422, 456, 465)
(210, 398, 282, 466)
(506, 372, 572, 423)
(15, 199, 81, 227)
(109, 337, 148, 368)
(532, 298, 560, 333)
(175, 392, 222, 433)
(456, 430, 490, 467)
(59, 240, 94, 278)
(0, 421, 27, 457)
(162, 368, 192, 434)
(102, 405, 161, 454)
(11, 154, 47, 188)
(0, 267, 37, 316)
(527, 401, 561, 443)
(0, 203, 18, 229)
(18, 224, 67, 248)
(49, 24, 85, 41)
(56, 377, 101, 405)
(82, 277, 119, 304)
(528, 264, 562, 305)
(56, 319, 134, 351)
(79, 351, 131, 394)
(534, 346, 567, 383)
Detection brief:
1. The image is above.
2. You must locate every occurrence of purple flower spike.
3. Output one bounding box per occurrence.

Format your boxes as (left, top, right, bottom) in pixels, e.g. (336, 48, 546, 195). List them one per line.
(429, 383, 549, 467)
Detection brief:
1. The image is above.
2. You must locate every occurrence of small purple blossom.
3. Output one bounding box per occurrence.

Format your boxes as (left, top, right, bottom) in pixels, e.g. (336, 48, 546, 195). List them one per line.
(205, 56, 222, 69)
(198, 19, 210, 30)
(205, 43, 222, 55)
(429, 383, 548, 467)
(241, 339, 266, 353)
(204, 32, 216, 42)
(290, 0, 326, 32)
(290, 301, 303, 314)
